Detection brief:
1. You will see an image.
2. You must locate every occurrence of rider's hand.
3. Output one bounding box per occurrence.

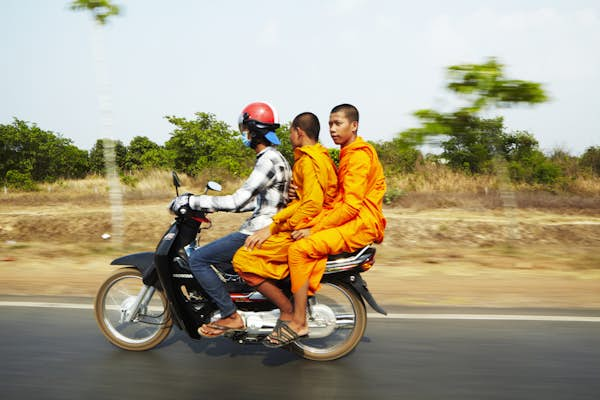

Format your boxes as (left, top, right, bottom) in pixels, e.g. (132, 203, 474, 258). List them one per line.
(245, 226, 271, 250)
(291, 228, 311, 241)
(288, 181, 299, 201)
(169, 194, 191, 215)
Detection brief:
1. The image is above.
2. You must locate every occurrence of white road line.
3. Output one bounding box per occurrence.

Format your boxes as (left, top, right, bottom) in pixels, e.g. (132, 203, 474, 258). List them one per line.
(368, 313, 600, 322)
(1, 301, 599, 322)
(0, 301, 93, 310)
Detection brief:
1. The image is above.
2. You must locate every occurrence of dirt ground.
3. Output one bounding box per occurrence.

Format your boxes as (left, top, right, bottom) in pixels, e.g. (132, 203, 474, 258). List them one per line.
(1, 199, 600, 309)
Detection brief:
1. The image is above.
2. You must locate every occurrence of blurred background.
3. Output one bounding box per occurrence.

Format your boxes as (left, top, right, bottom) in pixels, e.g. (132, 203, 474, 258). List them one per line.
(1, 0, 599, 307)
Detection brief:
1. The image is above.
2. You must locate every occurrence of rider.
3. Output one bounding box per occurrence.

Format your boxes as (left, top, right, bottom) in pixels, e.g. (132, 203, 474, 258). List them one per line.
(264, 103, 386, 347)
(170, 101, 291, 338)
(231, 112, 337, 337)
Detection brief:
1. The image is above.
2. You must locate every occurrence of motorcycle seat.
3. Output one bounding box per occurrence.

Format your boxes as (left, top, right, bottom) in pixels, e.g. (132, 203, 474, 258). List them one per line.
(325, 245, 375, 272)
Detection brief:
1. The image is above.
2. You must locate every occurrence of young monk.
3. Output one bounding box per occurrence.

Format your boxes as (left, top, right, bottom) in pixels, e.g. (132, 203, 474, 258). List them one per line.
(264, 103, 386, 347)
(232, 112, 337, 333)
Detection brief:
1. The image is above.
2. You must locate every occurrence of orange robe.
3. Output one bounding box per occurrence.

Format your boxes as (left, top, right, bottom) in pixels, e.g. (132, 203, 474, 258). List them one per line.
(232, 143, 337, 283)
(288, 136, 386, 295)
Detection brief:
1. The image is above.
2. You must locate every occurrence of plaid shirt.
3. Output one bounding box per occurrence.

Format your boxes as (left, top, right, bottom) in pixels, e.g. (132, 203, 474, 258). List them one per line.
(190, 146, 292, 234)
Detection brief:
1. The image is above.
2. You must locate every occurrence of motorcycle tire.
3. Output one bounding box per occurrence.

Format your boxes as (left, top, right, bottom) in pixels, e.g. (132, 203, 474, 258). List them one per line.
(289, 282, 367, 361)
(95, 268, 172, 351)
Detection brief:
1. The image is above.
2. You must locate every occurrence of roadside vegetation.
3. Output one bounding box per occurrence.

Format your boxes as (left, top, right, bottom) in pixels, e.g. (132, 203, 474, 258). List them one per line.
(2, 58, 599, 209)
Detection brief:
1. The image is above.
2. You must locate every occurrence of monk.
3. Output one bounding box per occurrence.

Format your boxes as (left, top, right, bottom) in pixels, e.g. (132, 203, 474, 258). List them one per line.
(264, 103, 386, 347)
(232, 112, 337, 331)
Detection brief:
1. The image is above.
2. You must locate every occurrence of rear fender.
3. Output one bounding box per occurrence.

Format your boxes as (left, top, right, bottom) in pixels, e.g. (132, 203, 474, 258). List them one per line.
(324, 271, 387, 315)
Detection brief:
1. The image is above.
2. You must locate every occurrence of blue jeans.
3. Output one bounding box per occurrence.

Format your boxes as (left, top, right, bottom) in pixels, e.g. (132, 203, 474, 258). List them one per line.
(188, 231, 248, 318)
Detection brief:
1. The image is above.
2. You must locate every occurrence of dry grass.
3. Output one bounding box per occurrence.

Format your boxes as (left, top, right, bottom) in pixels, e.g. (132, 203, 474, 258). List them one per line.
(384, 163, 600, 211)
(391, 163, 497, 193)
(1, 170, 245, 204)
(1, 178, 599, 307)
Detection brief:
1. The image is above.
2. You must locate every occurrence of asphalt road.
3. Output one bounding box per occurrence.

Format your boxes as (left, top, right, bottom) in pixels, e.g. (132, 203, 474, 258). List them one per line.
(1, 302, 599, 400)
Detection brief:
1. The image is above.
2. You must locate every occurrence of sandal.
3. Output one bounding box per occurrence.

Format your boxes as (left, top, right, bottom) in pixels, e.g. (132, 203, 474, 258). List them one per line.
(198, 321, 246, 338)
(263, 321, 308, 348)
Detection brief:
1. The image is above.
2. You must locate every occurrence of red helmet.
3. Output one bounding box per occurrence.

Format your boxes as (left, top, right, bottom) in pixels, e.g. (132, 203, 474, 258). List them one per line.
(238, 101, 280, 134)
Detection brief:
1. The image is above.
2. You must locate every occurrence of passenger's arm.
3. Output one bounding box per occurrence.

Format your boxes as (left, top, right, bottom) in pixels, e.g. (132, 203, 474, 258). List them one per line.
(279, 157, 323, 232)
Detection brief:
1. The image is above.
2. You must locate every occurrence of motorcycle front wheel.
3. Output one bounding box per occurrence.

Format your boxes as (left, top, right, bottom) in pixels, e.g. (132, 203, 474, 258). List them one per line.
(290, 282, 367, 361)
(94, 268, 172, 351)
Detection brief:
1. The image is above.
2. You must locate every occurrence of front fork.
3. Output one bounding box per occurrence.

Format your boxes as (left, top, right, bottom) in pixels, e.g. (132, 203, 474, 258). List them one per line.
(120, 285, 156, 323)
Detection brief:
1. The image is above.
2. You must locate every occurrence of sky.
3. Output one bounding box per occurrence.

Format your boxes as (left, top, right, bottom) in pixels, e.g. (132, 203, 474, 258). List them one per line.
(1, 0, 599, 154)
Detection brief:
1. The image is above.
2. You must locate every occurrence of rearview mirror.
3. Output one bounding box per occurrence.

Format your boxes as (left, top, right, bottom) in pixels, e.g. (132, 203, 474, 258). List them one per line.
(206, 181, 222, 192)
(172, 171, 182, 188)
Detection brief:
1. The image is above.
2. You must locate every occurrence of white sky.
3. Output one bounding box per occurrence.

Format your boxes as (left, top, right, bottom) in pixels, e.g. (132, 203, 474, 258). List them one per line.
(2, 0, 599, 154)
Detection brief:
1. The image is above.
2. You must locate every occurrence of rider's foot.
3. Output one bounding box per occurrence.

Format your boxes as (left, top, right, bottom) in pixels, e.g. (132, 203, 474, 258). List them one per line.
(198, 312, 245, 337)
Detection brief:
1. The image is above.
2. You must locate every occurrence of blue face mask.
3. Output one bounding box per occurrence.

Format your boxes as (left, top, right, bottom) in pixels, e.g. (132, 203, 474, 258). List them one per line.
(241, 134, 252, 148)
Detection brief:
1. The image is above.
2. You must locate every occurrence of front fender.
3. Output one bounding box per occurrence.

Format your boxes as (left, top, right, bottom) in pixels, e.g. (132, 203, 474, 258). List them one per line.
(111, 252, 157, 286)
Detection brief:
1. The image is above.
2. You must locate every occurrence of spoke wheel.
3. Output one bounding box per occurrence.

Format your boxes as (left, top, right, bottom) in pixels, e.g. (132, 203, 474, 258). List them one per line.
(94, 268, 172, 351)
(290, 282, 366, 361)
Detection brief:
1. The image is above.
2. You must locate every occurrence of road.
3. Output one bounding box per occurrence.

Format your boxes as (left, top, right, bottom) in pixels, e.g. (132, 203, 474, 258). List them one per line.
(1, 301, 599, 400)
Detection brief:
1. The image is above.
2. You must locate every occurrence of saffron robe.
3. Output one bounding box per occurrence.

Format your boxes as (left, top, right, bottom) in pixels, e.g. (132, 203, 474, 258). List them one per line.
(232, 143, 337, 282)
(288, 136, 386, 295)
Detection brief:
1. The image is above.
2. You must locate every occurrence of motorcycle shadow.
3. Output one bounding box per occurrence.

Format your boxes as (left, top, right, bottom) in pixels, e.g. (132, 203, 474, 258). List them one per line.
(159, 330, 299, 366)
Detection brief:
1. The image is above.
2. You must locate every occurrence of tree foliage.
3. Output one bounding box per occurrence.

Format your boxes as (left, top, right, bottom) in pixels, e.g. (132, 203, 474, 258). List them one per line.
(397, 58, 552, 182)
(124, 136, 173, 171)
(165, 112, 254, 178)
(440, 115, 505, 173)
(69, 0, 121, 25)
(0, 119, 89, 187)
(274, 123, 294, 166)
(372, 139, 421, 174)
(446, 58, 547, 113)
(580, 146, 600, 176)
(88, 138, 127, 174)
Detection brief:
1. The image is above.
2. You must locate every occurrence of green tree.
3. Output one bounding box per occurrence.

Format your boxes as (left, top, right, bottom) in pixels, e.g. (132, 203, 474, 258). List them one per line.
(440, 115, 505, 173)
(89, 138, 127, 174)
(580, 146, 600, 176)
(0, 119, 89, 186)
(274, 123, 294, 166)
(548, 149, 579, 178)
(372, 138, 421, 174)
(69, 0, 121, 25)
(398, 58, 549, 175)
(124, 136, 173, 171)
(446, 58, 547, 113)
(328, 148, 340, 167)
(165, 112, 253, 177)
(504, 132, 562, 184)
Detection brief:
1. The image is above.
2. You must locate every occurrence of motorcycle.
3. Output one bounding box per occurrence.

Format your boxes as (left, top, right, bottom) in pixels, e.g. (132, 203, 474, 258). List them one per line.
(94, 172, 387, 361)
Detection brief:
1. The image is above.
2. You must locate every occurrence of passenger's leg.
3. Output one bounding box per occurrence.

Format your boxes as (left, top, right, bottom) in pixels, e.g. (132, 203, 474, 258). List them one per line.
(237, 271, 294, 321)
(269, 230, 346, 341)
(232, 235, 294, 321)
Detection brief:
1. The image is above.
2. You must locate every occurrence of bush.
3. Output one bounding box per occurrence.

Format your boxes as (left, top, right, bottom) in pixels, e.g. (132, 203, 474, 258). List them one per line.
(580, 146, 600, 176)
(508, 150, 562, 185)
(120, 174, 139, 187)
(383, 187, 404, 205)
(5, 170, 37, 191)
(372, 139, 421, 174)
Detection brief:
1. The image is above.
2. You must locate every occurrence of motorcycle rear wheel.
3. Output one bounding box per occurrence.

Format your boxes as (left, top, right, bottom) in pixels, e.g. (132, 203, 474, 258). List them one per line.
(290, 282, 366, 361)
(95, 268, 172, 351)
